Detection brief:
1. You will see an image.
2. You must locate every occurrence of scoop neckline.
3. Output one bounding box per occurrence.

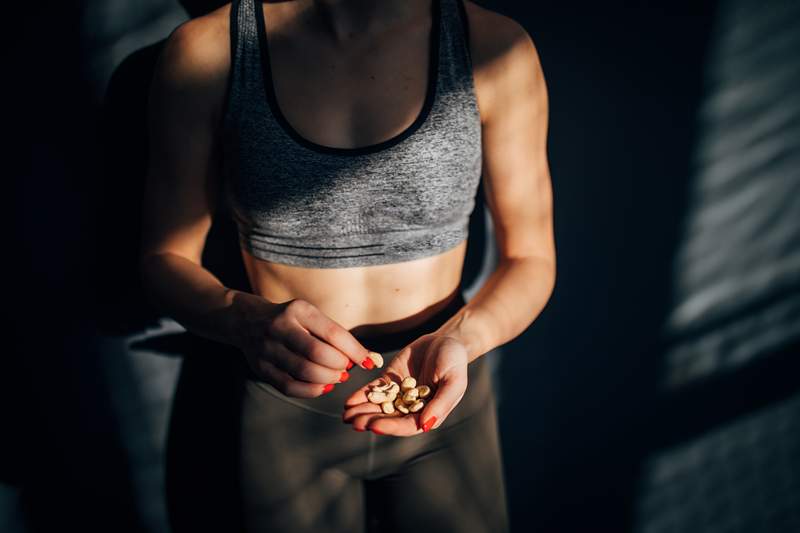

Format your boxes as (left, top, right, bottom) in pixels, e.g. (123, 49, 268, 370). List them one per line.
(254, 0, 441, 157)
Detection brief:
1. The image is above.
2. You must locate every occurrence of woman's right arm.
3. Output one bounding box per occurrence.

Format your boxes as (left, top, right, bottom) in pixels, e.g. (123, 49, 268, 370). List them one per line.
(140, 19, 251, 349)
(139, 18, 373, 395)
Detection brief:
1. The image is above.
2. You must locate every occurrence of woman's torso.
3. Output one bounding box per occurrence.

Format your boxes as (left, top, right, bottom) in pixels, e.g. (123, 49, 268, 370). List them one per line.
(210, 0, 489, 335)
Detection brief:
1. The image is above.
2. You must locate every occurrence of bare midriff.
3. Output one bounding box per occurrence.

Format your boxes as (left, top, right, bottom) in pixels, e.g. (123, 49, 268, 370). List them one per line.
(240, 239, 468, 339)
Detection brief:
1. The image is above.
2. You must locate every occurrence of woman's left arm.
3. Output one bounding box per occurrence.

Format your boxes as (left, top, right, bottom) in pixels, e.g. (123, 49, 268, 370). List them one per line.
(438, 15, 556, 363)
(342, 13, 556, 436)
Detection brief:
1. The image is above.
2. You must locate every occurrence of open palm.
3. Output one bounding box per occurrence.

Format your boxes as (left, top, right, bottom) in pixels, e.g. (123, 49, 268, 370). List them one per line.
(342, 333, 469, 436)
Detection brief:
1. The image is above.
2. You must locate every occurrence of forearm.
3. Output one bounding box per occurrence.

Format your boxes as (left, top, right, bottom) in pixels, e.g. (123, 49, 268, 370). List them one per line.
(139, 252, 265, 349)
(435, 256, 556, 363)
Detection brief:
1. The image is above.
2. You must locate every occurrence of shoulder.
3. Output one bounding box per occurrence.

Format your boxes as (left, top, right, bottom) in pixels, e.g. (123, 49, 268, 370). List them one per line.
(152, 4, 233, 127)
(461, 1, 546, 125)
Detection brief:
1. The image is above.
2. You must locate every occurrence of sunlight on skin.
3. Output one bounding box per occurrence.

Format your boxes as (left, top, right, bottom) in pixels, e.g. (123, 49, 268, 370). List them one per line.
(341, 334, 469, 436)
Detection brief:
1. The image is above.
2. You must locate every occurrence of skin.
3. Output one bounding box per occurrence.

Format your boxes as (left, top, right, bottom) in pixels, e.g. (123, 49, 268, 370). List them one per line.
(242, 0, 470, 335)
(141, 0, 555, 436)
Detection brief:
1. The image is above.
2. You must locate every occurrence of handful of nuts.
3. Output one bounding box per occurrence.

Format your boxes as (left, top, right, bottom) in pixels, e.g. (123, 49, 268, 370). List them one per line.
(366, 374, 432, 415)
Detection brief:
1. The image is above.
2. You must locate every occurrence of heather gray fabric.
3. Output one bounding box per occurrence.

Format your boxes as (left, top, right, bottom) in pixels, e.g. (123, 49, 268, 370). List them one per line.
(220, 0, 482, 268)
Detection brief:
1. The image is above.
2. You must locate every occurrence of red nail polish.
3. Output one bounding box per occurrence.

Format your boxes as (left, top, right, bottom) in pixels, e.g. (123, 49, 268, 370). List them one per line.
(340, 371, 350, 382)
(354, 427, 366, 432)
(422, 416, 437, 432)
(371, 427, 384, 435)
(322, 383, 334, 394)
(346, 361, 354, 370)
(361, 357, 374, 370)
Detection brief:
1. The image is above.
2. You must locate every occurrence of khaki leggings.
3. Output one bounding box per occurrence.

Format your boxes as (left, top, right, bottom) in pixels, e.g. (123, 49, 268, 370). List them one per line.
(165, 291, 509, 533)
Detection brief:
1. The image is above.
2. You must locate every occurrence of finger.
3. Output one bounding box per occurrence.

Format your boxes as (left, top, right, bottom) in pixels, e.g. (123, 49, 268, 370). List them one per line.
(292, 302, 374, 369)
(344, 387, 370, 408)
(344, 375, 392, 407)
(367, 412, 420, 437)
(280, 322, 350, 371)
(257, 358, 330, 399)
(342, 401, 382, 424)
(266, 338, 349, 385)
(351, 411, 404, 433)
(417, 373, 467, 432)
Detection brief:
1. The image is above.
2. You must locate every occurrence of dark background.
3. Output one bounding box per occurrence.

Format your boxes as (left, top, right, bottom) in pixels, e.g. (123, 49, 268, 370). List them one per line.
(5, 0, 800, 532)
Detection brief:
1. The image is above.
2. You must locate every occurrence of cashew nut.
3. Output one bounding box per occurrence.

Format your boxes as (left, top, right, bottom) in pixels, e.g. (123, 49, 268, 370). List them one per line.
(394, 398, 410, 414)
(366, 376, 431, 419)
(367, 351, 384, 368)
(409, 400, 424, 413)
(401, 376, 417, 390)
(367, 391, 388, 403)
(402, 389, 419, 403)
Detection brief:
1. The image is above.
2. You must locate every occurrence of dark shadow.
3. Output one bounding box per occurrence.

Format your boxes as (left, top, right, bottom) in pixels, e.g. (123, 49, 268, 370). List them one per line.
(492, 0, 800, 531)
(162, 339, 247, 533)
(488, 1, 723, 532)
(89, 2, 249, 531)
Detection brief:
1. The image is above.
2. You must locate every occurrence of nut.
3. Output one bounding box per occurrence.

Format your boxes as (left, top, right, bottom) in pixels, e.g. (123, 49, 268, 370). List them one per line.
(370, 377, 392, 392)
(365, 375, 432, 419)
(367, 391, 388, 403)
(401, 376, 417, 390)
(402, 389, 419, 403)
(367, 351, 384, 368)
(395, 399, 410, 414)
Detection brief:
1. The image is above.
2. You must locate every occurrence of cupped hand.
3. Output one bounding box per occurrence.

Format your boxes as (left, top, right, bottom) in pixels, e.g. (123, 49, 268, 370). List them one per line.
(342, 333, 469, 436)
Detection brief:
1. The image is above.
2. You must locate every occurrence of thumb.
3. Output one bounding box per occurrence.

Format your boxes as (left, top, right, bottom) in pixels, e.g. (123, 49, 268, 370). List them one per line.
(418, 370, 467, 432)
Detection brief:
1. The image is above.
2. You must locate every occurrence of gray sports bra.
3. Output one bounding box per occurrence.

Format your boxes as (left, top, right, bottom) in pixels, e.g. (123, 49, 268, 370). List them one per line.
(220, 0, 482, 268)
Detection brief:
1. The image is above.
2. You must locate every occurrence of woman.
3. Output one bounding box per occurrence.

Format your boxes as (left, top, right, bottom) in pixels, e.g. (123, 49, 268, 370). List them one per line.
(141, 0, 554, 531)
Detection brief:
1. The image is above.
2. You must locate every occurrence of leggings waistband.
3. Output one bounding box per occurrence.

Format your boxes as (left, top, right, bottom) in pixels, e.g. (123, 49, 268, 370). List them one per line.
(353, 290, 467, 353)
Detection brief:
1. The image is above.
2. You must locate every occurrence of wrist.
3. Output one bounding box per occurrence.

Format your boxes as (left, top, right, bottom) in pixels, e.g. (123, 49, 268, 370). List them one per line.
(223, 288, 275, 350)
(434, 305, 487, 363)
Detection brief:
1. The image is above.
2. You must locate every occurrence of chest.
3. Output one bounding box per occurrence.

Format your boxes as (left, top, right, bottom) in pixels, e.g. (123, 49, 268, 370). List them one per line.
(265, 24, 434, 151)
(219, 0, 484, 267)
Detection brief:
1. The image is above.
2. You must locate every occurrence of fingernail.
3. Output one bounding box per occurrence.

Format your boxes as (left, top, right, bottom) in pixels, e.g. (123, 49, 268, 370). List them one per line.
(354, 427, 366, 432)
(371, 427, 384, 435)
(346, 361, 354, 370)
(322, 383, 335, 394)
(361, 357, 374, 370)
(422, 416, 437, 432)
(340, 371, 350, 383)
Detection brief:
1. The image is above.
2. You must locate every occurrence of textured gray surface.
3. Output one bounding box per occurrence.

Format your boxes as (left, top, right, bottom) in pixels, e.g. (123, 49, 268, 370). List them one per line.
(221, 0, 484, 268)
(634, 0, 800, 531)
(660, 0, 800, 389)
(634, 389, 800, 533)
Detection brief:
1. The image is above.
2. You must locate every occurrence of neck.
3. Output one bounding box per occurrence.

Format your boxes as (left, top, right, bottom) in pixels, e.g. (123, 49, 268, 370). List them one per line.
(308, 0, 418, 43)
